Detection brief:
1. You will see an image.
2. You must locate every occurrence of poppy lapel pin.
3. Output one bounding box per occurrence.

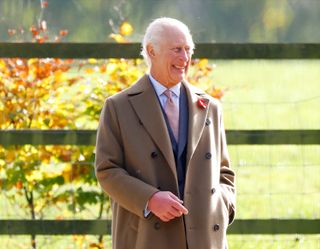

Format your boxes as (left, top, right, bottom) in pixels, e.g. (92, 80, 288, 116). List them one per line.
(197, 98, 208, 109)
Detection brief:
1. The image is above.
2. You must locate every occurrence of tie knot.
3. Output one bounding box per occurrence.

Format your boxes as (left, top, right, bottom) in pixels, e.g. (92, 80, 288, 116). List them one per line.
(164, 89, 173, 99)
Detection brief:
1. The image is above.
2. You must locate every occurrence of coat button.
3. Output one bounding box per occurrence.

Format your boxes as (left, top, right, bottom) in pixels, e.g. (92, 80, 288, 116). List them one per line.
(154, 222, 161, 230)
(205, 152, 212, 159)
(211, 188, 216, 194)
(205, 119, 211, 126)
(151, 151, 158, 158)
(213, 224, 220, 231)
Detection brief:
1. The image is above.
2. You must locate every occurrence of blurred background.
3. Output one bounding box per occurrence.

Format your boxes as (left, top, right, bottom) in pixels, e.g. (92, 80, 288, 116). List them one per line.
(1, 0, 320, 43)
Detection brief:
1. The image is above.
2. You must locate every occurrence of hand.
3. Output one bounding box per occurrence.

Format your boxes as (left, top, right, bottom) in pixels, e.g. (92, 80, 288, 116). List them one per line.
(147, 191, 188, 222)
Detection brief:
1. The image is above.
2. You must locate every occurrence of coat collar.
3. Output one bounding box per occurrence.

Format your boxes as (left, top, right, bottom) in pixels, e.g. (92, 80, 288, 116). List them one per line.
(127, 75, 209, 177)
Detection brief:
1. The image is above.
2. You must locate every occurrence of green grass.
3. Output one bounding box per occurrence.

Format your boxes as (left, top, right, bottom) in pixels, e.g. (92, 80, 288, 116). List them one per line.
(212, 60, 320, 220)
(213, 60, 320, 248)
(230, 145, 320, 218)
(212, 59, 320, 129)
(228, 235, 320, 249)
(1, 60, 320, 248)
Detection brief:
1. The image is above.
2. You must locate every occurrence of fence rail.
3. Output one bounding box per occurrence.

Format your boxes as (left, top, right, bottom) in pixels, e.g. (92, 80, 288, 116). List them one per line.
(0, 219, 319, 235)
(0, 43, 320, 59)
(0, 129, 319, 146)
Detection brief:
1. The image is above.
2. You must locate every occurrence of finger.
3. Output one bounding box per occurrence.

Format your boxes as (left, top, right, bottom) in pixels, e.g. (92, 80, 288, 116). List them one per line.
(171, 201, 189, 214)
(160, 215, 171, 222)
(168, 207, 183, 217)
(163, 213, 175, 220)
(168, 192, 183, 203)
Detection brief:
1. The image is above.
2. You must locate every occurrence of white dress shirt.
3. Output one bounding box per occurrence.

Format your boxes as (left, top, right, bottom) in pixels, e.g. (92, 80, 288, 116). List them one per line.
(143, 74, 181, 217)
(148, 74, 181, 112)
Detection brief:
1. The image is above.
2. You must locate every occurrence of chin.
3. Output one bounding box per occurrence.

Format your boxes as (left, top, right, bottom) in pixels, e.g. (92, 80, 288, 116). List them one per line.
(178, 74, 186, 82)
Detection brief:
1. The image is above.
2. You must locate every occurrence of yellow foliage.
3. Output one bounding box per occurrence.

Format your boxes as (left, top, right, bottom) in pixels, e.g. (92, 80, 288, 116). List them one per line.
(6, 150, 16, 163)
(62, 163, 72, 183)
(0, 58, 79, 129)
(26, 170, 43, 182)
(109, 33, 127, 43)
(119, 21, 133, 36)
(88, 58, 98, 64)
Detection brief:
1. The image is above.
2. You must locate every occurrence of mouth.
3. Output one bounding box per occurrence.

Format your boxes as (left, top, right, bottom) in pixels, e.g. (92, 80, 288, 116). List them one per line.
(173, 65, 186, 72)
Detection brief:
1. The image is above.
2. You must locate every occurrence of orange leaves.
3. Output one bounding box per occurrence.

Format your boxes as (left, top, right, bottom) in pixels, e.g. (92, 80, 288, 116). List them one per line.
(30, 25, 39, 37)
(29, 24, 49, 43)
(6, 149, 16, 163)
(7, 0, 68, 44)
(208, 87, 225, 100)
(89, 242, 104, 249)
(0, 57, 79, 129)
(187, 59, 225, 100)
(62, 163, 91, 183)
(53, 30, 69, 42)
(15, 181, 23, 190)
(59, 29, 68, 37)
(10, 19, 67, 43)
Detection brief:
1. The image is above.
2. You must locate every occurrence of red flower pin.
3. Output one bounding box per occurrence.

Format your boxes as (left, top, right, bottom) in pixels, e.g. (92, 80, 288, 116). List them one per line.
(197, 98, 208, 109)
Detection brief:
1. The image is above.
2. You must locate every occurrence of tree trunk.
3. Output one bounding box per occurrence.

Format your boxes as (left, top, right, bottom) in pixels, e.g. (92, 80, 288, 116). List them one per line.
(24, 188, 37, 249)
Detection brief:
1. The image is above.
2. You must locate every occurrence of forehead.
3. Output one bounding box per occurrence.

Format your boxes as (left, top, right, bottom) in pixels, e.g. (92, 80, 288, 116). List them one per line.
(161, 26, 192, 47)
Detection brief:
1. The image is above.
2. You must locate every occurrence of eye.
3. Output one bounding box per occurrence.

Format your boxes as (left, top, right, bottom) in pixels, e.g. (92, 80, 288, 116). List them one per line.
(171, 46, 192, 54)
(171, 47, 182, 53)
(185, 47, 191, 53)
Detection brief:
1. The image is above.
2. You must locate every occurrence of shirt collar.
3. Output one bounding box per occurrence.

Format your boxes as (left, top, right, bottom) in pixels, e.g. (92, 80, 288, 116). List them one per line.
(148, 74, 181, 98)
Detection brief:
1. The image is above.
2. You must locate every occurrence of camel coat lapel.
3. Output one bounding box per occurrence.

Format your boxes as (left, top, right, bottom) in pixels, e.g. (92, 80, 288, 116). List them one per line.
(183, 82, 209, 167)
(128, 75, 177, 180)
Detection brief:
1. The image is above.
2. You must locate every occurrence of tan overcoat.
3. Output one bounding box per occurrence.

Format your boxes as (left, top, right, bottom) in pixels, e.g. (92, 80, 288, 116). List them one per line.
(95, 75, 236, 249)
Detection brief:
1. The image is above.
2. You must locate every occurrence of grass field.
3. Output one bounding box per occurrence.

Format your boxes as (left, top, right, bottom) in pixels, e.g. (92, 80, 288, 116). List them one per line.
(216, 59, 320, 248)
(1, 59, 320, 248)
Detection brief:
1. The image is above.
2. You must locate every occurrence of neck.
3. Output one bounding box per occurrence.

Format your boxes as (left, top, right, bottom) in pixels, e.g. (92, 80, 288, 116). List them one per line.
(149, 73, 180, 89)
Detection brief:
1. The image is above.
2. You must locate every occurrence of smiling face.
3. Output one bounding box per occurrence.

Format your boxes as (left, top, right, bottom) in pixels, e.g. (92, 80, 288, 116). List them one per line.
(147, 26, 193, 88)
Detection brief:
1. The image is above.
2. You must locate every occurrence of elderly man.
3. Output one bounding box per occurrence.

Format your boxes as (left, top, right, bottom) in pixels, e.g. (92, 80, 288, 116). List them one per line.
(95, 17, 236, 249)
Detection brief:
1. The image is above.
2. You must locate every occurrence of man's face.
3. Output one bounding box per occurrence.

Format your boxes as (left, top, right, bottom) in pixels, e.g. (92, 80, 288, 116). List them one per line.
(149, 27, 193, 88)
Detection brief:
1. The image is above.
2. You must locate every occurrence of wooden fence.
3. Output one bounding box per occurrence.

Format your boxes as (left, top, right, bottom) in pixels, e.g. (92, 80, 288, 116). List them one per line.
(0, 42, 319, 236)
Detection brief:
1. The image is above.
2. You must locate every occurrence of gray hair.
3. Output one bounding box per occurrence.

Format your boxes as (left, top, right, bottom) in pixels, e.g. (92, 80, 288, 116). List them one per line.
(141, 17, 195, 66)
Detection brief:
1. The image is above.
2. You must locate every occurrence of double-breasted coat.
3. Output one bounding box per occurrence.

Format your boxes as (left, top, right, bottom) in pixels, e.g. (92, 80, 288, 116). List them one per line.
(95, 75, 236, 249)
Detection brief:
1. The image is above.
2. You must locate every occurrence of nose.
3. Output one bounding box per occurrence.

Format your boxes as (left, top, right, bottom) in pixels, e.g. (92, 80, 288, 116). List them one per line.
(179, 48, 189, 62)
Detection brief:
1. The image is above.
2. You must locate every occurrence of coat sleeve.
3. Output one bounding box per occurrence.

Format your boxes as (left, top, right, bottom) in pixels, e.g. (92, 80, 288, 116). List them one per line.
(218, 105, 236, 224)
(95, 98, 159, 218)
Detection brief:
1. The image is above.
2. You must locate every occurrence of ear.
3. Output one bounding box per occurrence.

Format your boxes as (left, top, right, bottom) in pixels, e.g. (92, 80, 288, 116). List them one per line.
(147, 44, 156, 58)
